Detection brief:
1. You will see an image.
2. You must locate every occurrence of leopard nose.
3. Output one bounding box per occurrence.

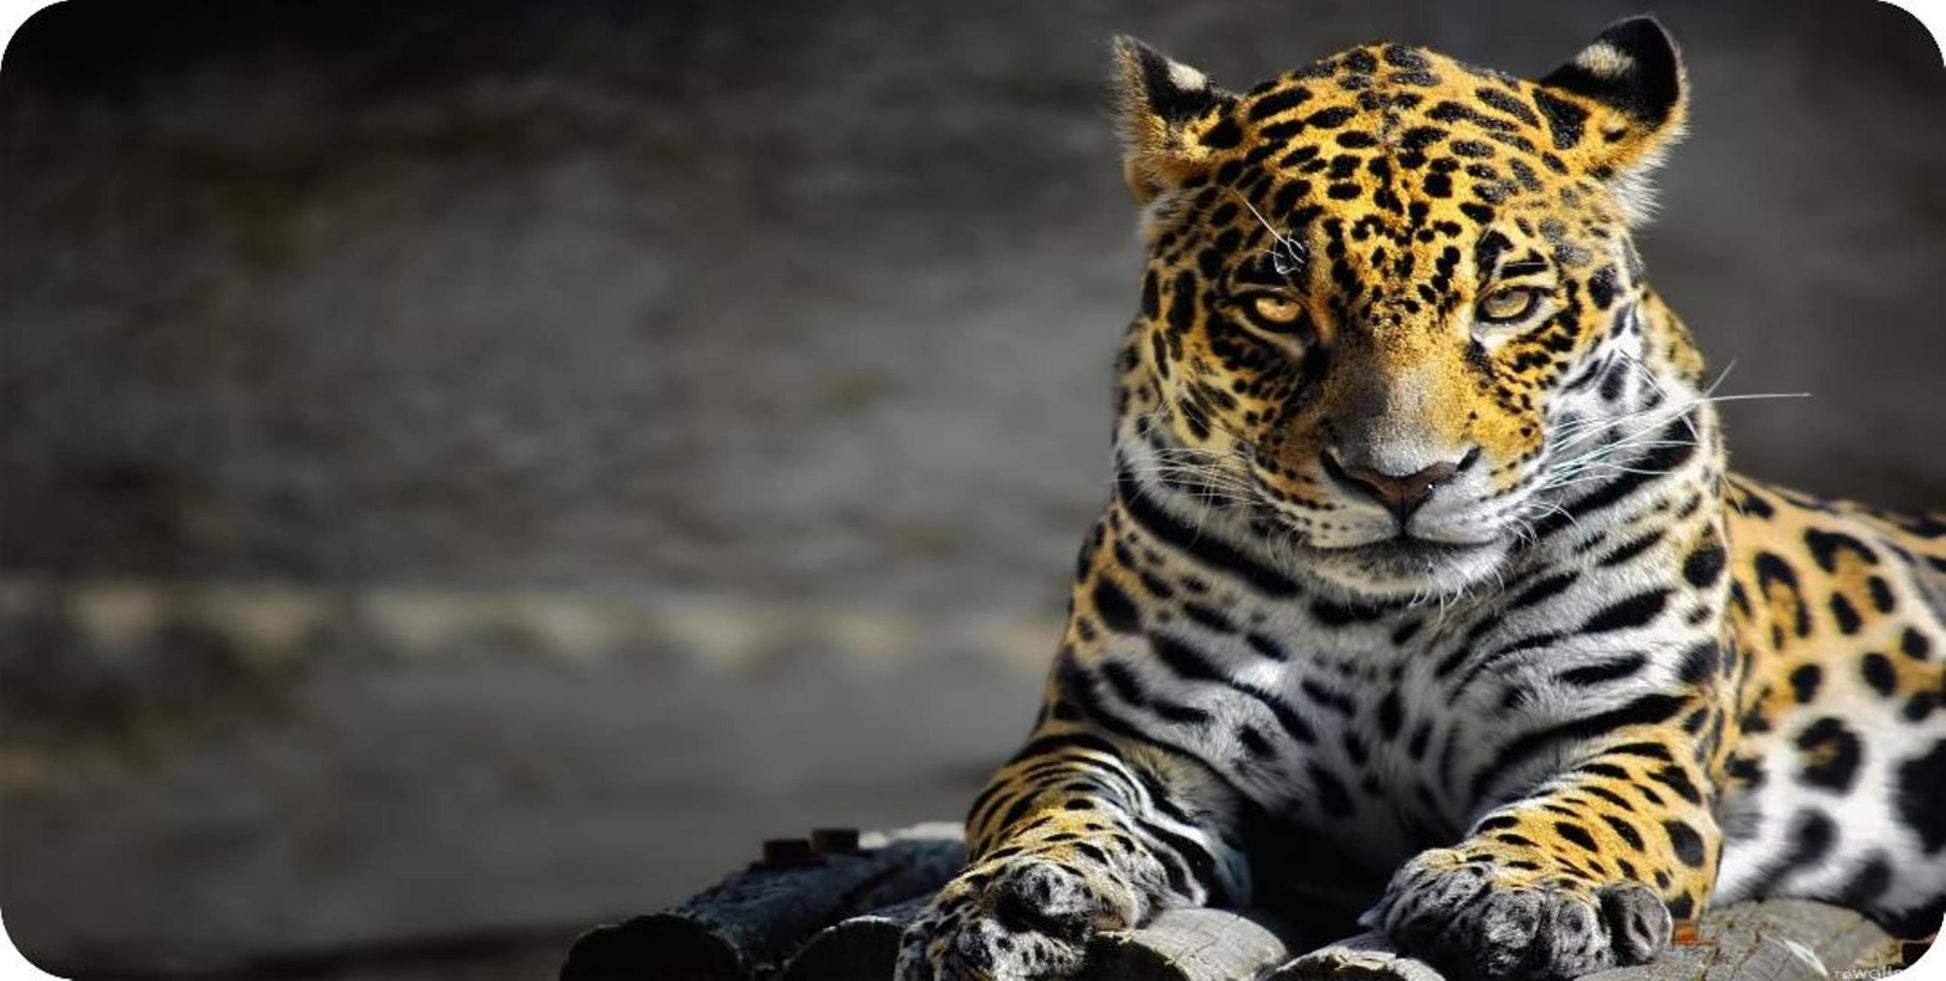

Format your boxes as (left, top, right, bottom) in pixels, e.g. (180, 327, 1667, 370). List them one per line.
(1322, 447, 1476, 520)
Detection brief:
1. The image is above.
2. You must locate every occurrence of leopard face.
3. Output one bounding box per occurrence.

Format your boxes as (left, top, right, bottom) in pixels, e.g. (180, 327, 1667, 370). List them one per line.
(1112, 25, 1706, 600)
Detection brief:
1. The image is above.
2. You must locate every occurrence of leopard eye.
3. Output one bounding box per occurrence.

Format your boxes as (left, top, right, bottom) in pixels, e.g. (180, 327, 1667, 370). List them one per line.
(1249, 294, 1303, 328)
(1476, 286, 1540, 325)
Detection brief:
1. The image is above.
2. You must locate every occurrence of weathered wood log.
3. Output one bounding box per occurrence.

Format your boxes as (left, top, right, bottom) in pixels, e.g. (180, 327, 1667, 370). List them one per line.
(775, 902, 1908, 981)
(1268, 930, 1455, 977)
(1582, 899, 1898, 980)
(1274, 899, 1905, 981)
(778, 896, 928, 981)
(782, 902, 1305, 981)
(558, 824, 964, 981)
(567, 821, 1924, 981)
(1079, 906, 1307, 981)
(1268, 931, 1445, 981)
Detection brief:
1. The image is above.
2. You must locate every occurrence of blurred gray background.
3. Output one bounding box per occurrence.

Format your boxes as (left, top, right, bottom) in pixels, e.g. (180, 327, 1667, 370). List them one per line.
(0, 1, 1940, 976)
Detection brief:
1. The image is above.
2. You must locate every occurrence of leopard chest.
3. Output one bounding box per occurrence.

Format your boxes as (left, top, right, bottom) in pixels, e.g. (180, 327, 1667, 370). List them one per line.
(1101, 581, 1718, 865)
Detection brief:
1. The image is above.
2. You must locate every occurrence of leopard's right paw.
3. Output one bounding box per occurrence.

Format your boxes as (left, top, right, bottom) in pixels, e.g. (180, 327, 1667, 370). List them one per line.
(895, 857, 1143, 981)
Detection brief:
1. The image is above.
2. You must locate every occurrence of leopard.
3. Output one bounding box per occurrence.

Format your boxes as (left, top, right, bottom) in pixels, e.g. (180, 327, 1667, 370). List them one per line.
(892, 17, 1946, 981)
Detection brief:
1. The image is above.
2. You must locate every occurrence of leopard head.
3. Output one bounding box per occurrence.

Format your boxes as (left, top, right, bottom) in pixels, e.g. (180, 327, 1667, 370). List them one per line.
(1109, 18, 1709, 601)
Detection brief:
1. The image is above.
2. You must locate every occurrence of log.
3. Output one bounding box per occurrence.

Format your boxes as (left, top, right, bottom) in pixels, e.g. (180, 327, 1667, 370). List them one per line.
(1079, 906, 1307, 981)
(558, 824, 965, 981)
(782, 902, 1304, 981)
(565, 821, 1922, 981)
(1267, 931, 1443, 981)
(1275, 899, 1904, 981)
(778, 896, 928, 981)
(1582, 899, 1898, 980)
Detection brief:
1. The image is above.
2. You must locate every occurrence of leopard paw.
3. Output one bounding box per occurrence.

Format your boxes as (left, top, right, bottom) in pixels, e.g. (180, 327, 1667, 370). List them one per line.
(1370, 848, 1672, 980)
(895, 856, 1144, 981)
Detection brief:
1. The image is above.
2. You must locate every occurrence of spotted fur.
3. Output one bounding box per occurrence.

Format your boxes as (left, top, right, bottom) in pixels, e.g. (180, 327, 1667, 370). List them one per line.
(897, 18, 1945, 980)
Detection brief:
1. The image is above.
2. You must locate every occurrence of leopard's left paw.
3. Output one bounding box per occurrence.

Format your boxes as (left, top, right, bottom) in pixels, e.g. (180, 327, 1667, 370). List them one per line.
(1370, 848, 1672, 980)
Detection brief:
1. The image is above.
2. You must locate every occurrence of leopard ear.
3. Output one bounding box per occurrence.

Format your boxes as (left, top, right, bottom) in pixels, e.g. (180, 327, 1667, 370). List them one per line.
(1536, 17, 1688, 225)
(1112, 36, 1234, 204)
